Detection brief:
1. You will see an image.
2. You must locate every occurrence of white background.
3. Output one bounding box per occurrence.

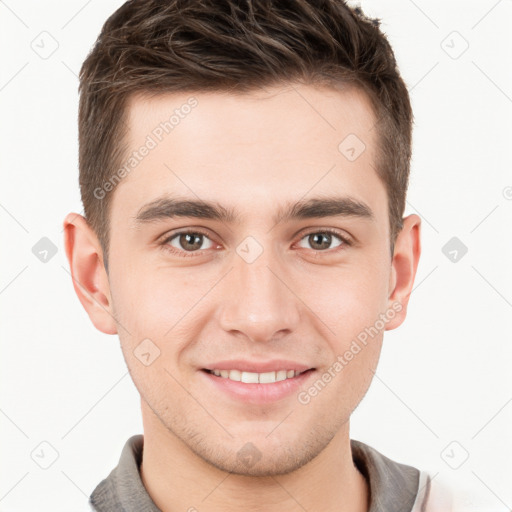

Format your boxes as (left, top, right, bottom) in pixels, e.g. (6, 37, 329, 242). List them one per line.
(1, 0, 511, 510)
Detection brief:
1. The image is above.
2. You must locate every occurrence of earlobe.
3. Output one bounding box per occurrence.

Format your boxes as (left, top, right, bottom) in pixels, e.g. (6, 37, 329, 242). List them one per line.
(63, 213, 118, 335)
(385, 214, 421, 331)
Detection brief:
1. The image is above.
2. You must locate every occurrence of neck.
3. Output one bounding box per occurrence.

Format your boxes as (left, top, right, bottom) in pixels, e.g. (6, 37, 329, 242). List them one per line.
(139, 404, 369, 512)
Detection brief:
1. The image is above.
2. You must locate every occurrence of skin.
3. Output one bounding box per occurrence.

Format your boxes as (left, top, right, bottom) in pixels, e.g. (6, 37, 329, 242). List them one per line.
(64, 83, 421, 512)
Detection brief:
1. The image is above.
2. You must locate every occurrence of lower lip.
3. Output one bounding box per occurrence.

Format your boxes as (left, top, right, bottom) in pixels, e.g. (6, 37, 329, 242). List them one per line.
(200, 369, 315, 404)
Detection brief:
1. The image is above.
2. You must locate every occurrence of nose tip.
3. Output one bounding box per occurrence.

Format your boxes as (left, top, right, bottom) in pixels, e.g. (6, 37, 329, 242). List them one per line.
(217, 256, 301, 343)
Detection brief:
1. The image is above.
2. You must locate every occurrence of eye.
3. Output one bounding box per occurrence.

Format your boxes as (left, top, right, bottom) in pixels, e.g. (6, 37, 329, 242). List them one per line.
(296, 229, 351, 252)
(159, 227, 352, 259)
(161, 230, 216, 257)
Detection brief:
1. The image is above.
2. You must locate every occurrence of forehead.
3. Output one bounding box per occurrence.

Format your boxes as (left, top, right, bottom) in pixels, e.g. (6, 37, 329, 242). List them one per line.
(110, 83, 386, 228)
(125, 83, 377, 152)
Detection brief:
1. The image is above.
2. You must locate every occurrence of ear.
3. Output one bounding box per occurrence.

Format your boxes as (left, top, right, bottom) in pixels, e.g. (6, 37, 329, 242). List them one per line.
(385, 213, 421, 330)
(63, 212, 118, 335)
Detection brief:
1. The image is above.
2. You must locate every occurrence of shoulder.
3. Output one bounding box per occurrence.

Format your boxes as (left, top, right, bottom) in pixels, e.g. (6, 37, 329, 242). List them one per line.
(351, 440, 498, 512)
(411, 470, 504, 512)
(411, 470, 452, 512)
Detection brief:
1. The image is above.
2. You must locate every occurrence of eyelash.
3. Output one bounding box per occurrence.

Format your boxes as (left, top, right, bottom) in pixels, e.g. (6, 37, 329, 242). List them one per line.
(159, 228, 352, 258)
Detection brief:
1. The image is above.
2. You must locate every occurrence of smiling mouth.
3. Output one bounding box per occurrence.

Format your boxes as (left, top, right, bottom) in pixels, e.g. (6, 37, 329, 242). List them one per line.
(202, 368, 314, 384)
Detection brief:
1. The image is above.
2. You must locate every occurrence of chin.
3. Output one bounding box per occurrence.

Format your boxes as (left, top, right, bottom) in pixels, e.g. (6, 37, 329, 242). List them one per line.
(207, 447, 318, 477)
(189, 427, 335, 478)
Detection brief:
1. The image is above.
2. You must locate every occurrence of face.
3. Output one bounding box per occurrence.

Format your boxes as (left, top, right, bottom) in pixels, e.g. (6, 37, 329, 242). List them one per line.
(74, 83, 416, 476)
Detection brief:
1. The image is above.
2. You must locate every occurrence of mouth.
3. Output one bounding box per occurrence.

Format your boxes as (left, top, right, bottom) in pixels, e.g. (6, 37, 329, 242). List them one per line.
(202, 368, 312, 384)
(200, 364, 316, 404)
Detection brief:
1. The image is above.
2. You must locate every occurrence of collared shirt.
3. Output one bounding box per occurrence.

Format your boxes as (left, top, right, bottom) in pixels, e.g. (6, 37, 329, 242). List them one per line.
(89, 435, 450, 511)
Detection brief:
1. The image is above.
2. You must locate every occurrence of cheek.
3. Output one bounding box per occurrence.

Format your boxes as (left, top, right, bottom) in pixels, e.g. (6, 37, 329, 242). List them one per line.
(109, 261, 196, 334)
(319, 259, 388, 400)
(312, 263, 390, 341)
(109, 261, 216, 372)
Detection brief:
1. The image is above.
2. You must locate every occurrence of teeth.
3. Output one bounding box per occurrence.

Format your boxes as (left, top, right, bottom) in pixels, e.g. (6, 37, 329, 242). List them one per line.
(229, 369, 242, 382)
(259, 371, 276, 384)
(210, 369, 304, 383)
(276, 370, 287, 382)
(241, 371, 259, 384)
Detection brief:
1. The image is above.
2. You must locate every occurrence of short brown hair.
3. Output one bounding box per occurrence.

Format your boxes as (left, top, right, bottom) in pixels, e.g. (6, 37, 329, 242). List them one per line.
(79, 0, 413, 269)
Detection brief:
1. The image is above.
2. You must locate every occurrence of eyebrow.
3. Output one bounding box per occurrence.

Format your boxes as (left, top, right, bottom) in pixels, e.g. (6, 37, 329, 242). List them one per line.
(133, 194, 375, 226)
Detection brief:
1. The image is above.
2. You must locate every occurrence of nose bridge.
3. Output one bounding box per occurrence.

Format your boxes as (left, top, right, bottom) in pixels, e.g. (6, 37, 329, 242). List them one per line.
(218, 237, 300, 341)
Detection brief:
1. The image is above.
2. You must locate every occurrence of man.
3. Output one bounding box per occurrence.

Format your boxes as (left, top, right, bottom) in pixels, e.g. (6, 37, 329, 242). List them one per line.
(63, 0, 451, 510)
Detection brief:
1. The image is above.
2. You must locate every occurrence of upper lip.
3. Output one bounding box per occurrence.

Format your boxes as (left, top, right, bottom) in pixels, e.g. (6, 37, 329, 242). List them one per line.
(202, 360, 314, 373)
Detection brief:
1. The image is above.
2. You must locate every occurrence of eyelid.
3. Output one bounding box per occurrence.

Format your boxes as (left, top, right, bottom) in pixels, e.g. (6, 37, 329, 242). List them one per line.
(159, 226, 353, 257)
(159, 227, 219, 250)
(295, 227, 353, 247)
(159, 227, 214, 243)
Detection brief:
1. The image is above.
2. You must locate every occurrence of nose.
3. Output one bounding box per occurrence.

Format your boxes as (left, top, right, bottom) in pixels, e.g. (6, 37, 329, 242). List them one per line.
(217, 241, 301, 343)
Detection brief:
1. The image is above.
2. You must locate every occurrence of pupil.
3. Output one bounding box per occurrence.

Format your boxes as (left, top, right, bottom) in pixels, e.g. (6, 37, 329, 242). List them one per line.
(311, 233, 330, 250)
(181, 233, 202, 251)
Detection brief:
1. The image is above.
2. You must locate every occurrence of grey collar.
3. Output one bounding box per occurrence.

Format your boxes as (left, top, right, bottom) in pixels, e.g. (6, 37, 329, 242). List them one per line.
(90, 435, 420, 512)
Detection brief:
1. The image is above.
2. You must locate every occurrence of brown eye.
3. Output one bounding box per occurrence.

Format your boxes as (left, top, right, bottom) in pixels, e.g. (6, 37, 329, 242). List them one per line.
(297, 230, 349, 251)
(309, 233, 332, 250)
(166, 231, 214, 252)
